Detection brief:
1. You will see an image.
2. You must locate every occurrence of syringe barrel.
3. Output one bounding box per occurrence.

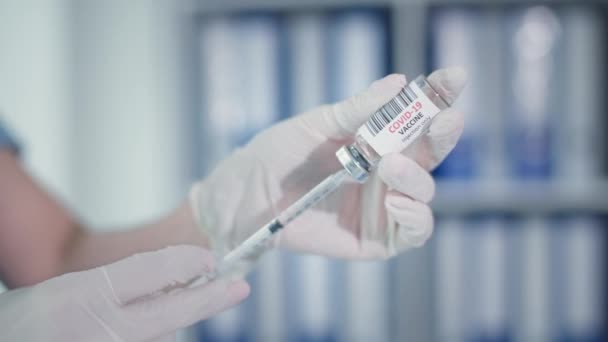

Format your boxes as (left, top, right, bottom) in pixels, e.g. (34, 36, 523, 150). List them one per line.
(212, 169, 348, 278)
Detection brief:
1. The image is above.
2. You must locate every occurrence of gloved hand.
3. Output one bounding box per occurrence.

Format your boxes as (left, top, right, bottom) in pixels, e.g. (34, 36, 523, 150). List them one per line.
(191, 67, 467, 260)
(0, 245, 250, 342)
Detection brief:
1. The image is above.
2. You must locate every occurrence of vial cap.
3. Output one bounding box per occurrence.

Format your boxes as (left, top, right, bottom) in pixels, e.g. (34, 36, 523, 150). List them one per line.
(336, 145, 370, 183)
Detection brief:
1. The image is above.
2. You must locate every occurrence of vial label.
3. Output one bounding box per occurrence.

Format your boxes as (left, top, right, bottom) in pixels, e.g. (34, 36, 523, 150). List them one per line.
(358, 81, 442, 156)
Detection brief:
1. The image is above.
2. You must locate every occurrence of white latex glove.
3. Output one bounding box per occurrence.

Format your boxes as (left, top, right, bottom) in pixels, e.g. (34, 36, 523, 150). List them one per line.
(191, 67, 467, 260)
(0, 245, 250, 342)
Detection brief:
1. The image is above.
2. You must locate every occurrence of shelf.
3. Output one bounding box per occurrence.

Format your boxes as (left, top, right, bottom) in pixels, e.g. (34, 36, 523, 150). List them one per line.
(188, 0, 605, 14)
(432, 180, 608, 215)
(189, 0, 395, 13)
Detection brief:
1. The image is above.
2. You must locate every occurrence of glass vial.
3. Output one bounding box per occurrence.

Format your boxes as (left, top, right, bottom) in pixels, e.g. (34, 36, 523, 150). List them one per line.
(336, 75, 453, 182)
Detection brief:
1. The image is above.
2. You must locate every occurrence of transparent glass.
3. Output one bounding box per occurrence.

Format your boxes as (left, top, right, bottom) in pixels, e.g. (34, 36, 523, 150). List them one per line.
(349, 75, 451, 169)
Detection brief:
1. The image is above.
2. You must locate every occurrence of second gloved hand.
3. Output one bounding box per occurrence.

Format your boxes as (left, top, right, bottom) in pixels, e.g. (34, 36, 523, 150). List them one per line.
(0, 246, 249, 342)
(191, 67, 467, 260)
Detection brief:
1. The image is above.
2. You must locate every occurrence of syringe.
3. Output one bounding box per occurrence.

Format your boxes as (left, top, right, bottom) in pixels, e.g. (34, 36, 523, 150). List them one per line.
(188, 169, 349, 286)
(221, 169, 349, 270)
(190, 72, 460, 285)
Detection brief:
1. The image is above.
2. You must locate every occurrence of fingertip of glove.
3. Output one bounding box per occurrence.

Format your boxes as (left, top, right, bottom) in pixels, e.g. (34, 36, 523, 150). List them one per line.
(226, 279, 251, 302)
(371, 74, 407, 92)
(384, 196, 434, 252)
(428, 66, 468, 105)
(385, 73, 407, 86)
(443, 66, 468, 91)
(194, 278, 250, 311)
(363, 74, 407, 110)
(399, 230, 431, 248)
(396, 207, 434, 247)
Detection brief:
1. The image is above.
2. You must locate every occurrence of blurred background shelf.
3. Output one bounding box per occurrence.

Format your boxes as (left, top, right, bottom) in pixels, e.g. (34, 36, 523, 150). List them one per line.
(433, 181, 608, 215)
(189, 0, 607, 12)
(189, 1, 608, 342)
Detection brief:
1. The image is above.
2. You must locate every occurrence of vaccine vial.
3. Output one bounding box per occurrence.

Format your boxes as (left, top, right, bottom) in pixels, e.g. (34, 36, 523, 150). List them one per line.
(336, 75, 453, 182)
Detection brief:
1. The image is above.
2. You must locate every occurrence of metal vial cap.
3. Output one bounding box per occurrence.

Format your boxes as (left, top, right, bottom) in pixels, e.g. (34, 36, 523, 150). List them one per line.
(336, 145, 371, 183)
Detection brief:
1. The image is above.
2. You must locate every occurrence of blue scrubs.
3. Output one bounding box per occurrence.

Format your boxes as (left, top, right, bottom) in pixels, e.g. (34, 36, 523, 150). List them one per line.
(0, 120, 20, 153)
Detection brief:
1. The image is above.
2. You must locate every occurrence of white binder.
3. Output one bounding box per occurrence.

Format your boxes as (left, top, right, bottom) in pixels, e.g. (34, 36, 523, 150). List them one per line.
(557, 7, 605, 340)
(328, 11, 390, 342)
(235, 15, 284, 342)
(198, 15, 283, 341)
(518, 216, 552, 342)
(198, 16, 248, 342)
(432, 8, 511, 341)
(435, 217, 466, 342)
(286, 12, 336, 342)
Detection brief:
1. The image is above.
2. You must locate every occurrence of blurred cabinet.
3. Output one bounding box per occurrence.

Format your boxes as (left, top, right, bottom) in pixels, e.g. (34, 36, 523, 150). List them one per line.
(191, 1, 607, 341)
